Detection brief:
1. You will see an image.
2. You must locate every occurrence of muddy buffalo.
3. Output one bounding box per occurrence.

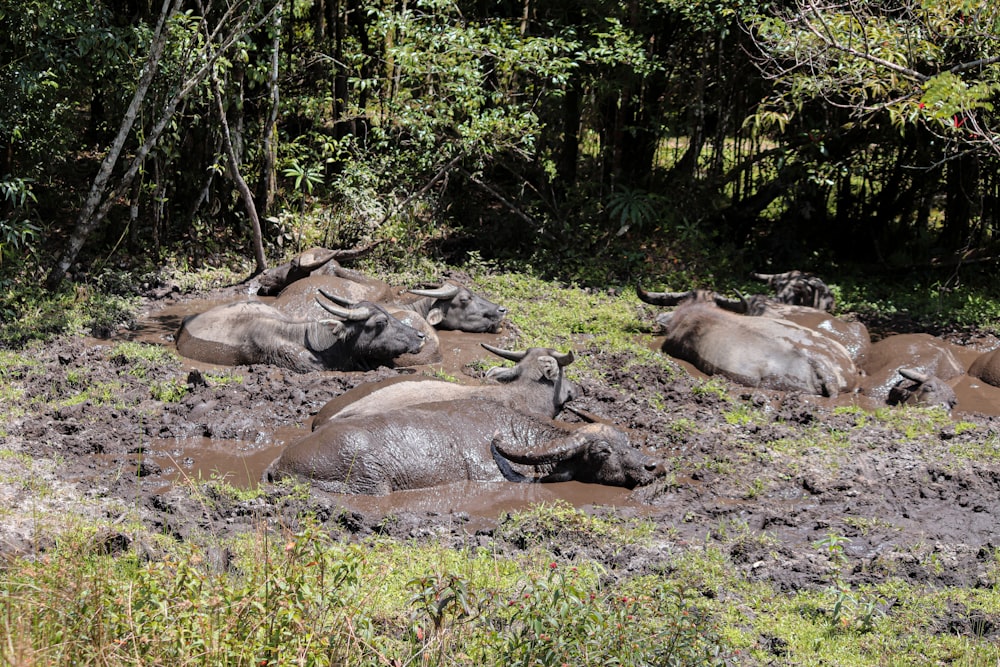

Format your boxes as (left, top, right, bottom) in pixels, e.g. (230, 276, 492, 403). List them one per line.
(638, 287, 858, 396)
(175, 295, 425, 373)
(310, 344, 579, 427)
(267, 399, 663, 495)
(751, 270, 835, 311)
(969, 348, 1000, 388)
(887, 368, 958, 410)
(397, 283, 507, 333)
(738, 295, 871, 363)
(860, 333, 965, 403)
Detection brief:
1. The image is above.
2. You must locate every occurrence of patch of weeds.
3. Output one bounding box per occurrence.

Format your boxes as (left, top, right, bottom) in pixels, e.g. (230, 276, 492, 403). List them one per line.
(691, 377, 732, 401)
(833, 404, 869, 427)
(843, 516, 898, 535)
(724, 402, 766, 426)
(744, 477, 767, 499)
(477, 273, 647, 348)
(871, 404, 953, 438)
(429, 368, 458, 382)
(813, 532, 889, 634)
(203, 370, 243, 386)
(949, 432, 1000, 464)
(57, 380, 125, 408)
(494, 565, 733, 666)
(109, 341, 179, 380)
(150, 378, 188, 403)
(496, 499, 655, 552)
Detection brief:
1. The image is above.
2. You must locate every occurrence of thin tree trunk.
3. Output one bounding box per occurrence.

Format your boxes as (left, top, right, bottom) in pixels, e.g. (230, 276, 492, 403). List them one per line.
(258, 0, 282, 218)
(45, 0, 179, 290)
(209, 61, 267, 273)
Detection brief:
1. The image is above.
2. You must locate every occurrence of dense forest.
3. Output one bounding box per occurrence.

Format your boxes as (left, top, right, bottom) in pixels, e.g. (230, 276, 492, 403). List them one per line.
(2, 0, 999, 290)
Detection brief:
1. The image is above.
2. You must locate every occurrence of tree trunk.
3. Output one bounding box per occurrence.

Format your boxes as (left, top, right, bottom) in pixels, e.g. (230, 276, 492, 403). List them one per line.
(257, 0, 282, 219)
(45, 0, 180, 290)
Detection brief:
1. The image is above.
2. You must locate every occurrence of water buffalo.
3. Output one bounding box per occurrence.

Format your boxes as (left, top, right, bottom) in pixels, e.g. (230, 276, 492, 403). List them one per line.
(751, 270, 835, 312)
(175, 295, 425, 373)
(969, 348, 1000, 388)
(273, 274, 397, 318)
(638, 287, 858, 396)
(310, 344, 578, 427)
(887, 368, 958, 410)
(397, 282, 506, 333)
(266, 399, 663, 495)
(860, 333, 965, 403)
(739, 295, 871, 363)
(254, 245, 383, 296)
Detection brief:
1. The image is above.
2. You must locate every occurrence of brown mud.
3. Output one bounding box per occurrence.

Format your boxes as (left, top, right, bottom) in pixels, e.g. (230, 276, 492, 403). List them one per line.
(4, 282, 1000, 628)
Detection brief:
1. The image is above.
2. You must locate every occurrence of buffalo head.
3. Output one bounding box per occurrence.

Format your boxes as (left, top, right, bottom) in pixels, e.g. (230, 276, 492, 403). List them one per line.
(491, 423, 663, 488)
(406, 283, 507, 333)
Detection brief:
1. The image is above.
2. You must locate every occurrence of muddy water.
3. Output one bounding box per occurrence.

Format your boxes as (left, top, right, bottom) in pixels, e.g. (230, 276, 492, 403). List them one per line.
(123, 296, 644, 520)
(124, 299, 1000, 518)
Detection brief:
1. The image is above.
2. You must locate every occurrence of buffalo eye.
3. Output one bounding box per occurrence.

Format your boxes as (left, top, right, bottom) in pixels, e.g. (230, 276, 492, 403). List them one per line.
(371, 315, 388, 330)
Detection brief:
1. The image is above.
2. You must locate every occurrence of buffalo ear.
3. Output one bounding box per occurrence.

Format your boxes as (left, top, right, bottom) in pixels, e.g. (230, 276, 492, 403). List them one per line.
(537, 356, 560, 381)
(425, 308, 444, 326)
(319, 319, 346, 336)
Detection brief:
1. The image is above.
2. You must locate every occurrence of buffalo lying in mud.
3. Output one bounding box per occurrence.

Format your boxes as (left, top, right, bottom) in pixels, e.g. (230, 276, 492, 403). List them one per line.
(253, 245, 385, 296)
(751, 270, 835, 312)
(273, 275, 397, 317)
(887, 368, 958, 410)
(738, 295, 871, 363)
(396, 283, 507, 333)
(310, 344, 579, 427)
(267, 399, 664, 495)
(274, 276, 505, 334)
(969, 348, 1000, 388)
(860, 333, 965, 403)
(175, 295, 425, 373)
(637, 287, 859, 396)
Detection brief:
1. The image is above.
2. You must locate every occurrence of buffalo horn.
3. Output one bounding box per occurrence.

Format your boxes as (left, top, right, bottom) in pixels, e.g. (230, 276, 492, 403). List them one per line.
(481, 343, 527, 362)
(315, 292, 371, 321)
(318, 289, 356, 308)
(898, 368, 930, 384)
(714, 292, 748, 314)
(492, 431, 584, 465)
(636, 286, 693, 306)
(407, 283, 460, 299)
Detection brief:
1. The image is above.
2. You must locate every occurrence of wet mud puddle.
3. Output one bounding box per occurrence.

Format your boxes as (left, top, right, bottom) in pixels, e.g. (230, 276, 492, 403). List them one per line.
(118, 296, 650, 520)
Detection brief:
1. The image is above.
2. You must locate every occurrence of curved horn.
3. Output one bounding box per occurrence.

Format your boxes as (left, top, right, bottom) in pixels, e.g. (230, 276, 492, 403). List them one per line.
(636, 286, 693, 306)
(899, 368, 931, 384)
(481, 343, 527, 362)
(490, 440, 535, 483)
(551, 349, 574, 367)
(714, 292, 748, 313)
(750, 271, 777, 281)
(492, 431, 585, 465)
(407, 284, 460, 299)
(317, 288, 356, 308)
(315, 294, 371, 321)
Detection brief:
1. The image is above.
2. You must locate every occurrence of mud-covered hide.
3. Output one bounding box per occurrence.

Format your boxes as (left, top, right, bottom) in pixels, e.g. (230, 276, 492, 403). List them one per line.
(638, 289, 858, 396)
(751, 270, 835, 312)
(267, 399, 663, 495)
(742, 296, 871, 363)
(175, 299, 425, 373)
(384, 307, 441, 366)
(273, 275, 396, 318)
(887, 368, 958, 410)
(969, 348, 1000, 388)
(861, 333, 965, 403)
(310, 344, 578, 428)
(253, 246, 383, 296)
(397, 282, 506, 333)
